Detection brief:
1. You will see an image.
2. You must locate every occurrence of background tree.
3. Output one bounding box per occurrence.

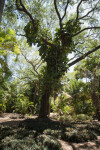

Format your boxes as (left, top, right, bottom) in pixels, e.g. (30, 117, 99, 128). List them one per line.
(74, 51, 100, 120)
(66, 78, 94, 115)
(0, 27, 21, 113)
(13, 50, 42, 114)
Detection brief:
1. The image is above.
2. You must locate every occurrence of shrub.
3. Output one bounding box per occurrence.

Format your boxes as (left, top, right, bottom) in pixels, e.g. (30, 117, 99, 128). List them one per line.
(76, 114, 93, 121)
(43, 129, 62, 138)
(0, 126, 14, 140)
(58, 114, 93, 122)
(58, 115, 73, 122)
(0, 134, 62, 150)
(62, 128, 97, 142)
(37, 135, 62, 150)
(15, 96, 34, 114)
(86, 124, 100, 135)
(0, 136, 37, 150)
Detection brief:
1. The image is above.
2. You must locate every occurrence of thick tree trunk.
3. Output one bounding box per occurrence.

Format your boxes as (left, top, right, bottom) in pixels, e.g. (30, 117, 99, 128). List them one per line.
(39, 90, 50, 118)
(92, 91, 100, 121)
(0, 0, 5, 23)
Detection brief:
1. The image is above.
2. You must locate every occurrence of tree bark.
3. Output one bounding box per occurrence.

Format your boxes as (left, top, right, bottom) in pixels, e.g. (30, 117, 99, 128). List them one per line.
(39, 90, 50, 118)
(0, 0, 5, 23)
(92, 91, 100, 121)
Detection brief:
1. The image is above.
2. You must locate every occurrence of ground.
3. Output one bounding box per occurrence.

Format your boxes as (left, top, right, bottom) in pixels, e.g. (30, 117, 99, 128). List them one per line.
(0, 113, 100, 150)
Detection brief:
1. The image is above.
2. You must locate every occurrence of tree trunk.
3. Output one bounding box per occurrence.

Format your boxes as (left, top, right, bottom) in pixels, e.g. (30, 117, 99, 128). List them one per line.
(0, 0, 5, 23)
(39, 90, 50, 118)
(92, 91, 100, 121)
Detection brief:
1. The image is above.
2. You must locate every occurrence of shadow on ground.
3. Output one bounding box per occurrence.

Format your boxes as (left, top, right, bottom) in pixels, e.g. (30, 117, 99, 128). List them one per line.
(0, 117, 100, 150)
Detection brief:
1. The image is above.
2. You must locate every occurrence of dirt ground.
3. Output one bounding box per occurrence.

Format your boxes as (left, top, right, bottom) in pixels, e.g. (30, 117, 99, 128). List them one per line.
(0, 113, 100, 150)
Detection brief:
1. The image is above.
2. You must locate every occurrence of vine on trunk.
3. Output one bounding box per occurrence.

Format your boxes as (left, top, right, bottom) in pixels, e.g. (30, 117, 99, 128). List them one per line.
(24, 19, 81, 117)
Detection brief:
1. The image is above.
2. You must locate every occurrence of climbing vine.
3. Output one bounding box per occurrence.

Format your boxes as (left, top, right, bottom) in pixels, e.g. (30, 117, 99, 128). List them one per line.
(24, 19, 81, 94)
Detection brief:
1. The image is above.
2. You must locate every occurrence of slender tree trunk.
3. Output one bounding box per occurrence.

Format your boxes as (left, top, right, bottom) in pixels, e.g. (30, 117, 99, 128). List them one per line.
(0, 0, 5, 23)
(91, 71, 100, 121)
(39, 90, 50, 118)
(92, 91, 100, 121)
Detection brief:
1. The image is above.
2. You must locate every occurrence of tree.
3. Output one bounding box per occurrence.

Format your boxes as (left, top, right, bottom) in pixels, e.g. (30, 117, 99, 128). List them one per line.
(66, 78, 94, 115)
(13, 50, 42, 114)
(0, 27, 21, 78)
(0, 0, 5, 23)
(74, 51, 100, 120)
(0, 26, 22, 113)
(15, 0, 100, 118)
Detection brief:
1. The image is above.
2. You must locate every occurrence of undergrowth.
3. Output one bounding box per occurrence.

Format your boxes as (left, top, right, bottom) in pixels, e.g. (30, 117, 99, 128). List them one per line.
(0, 118, 100, 150)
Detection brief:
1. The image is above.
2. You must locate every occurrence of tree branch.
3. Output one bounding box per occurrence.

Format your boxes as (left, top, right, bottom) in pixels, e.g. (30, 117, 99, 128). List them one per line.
(79, 2, 99, 20)
(69, 54, 79, 62)
(72, 27, 100, 37)
(36, 60, 43, 70)
(74, 0, 99, 26)
(16, 0, 35, 24)
(61, 0, 70, 21)
(41, 38, 56, 48)
(16, 0, 56, 49)
(22, 53, 39, 75)
(68, 45, 100, 67)
(75, 0, 83, 24)
(54, 0, 62, 29)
